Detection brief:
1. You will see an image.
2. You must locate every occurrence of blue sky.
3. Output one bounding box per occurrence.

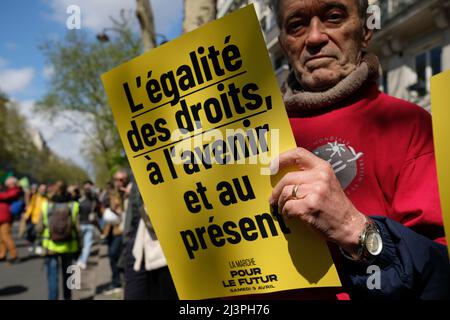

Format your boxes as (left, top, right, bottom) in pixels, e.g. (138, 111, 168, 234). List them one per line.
(0, 0, 183, 175)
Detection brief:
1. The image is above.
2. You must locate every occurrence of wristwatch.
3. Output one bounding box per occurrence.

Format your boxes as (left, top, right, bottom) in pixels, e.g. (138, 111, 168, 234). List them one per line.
(340, 216, 383, 263)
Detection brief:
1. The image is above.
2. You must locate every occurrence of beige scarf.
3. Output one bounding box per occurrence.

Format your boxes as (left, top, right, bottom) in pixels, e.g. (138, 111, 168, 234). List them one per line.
(282, 53, 380, 113)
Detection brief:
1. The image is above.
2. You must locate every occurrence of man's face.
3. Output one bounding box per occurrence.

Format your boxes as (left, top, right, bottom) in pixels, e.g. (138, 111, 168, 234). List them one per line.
(278, 0, 372, 91)
(83, 183, 93, 195)
(38, 184, 46, 195)
(5, 178, 16, 189)
(113, 173, 128, 189)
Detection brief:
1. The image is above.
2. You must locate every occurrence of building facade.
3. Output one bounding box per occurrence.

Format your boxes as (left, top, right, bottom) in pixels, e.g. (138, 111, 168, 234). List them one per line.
(370, 0, 450, 111)
(216, 0, 450, 111)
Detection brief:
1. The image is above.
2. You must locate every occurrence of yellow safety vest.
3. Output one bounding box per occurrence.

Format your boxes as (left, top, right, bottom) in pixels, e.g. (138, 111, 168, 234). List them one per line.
(41, 200, 79, 254)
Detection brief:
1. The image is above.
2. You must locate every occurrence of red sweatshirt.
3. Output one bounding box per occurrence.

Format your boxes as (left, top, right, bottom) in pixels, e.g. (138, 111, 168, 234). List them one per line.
(273, 82, 444, 300)
(0, 186, 22, 224)
(288, 82, 444, 245)
(230, 82, 446, 300)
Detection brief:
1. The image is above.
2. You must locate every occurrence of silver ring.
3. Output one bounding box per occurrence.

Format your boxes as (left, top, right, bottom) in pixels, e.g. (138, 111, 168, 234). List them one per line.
(292, 184, 300, 199)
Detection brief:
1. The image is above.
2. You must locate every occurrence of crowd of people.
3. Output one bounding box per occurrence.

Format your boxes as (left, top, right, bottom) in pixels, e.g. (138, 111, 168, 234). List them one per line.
(0, 170, 178, 300)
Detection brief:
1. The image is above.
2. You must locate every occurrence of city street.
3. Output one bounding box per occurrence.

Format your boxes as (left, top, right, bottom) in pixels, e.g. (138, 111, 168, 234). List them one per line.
(1, 0, 449, 307)
(0, 222, 121, 300)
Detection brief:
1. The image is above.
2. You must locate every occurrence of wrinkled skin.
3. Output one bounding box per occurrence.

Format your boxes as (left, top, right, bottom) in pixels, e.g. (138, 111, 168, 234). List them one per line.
(271, 0, 374, 258)
(278, 0, 372, 92)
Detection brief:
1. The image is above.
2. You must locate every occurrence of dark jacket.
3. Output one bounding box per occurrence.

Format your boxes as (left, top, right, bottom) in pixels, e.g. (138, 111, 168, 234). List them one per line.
(342, 216, 450, 299)
(78, 193, 100, 225)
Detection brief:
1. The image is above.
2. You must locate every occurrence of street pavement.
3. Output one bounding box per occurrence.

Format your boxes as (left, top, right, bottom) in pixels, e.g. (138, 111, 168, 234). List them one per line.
(0, 222, 123, 300)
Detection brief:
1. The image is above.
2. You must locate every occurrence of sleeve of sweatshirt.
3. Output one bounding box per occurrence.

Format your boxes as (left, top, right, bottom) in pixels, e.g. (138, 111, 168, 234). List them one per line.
(388, 107, 446, 244)
(0, 188, 21, 202)
(342, 216, 450, 300)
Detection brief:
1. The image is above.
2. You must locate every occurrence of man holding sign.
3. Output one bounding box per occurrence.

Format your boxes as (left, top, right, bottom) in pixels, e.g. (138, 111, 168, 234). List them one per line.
(270, 0, 450, 299)
(103, 5, 344, 299)
(102, 2, 449, 300)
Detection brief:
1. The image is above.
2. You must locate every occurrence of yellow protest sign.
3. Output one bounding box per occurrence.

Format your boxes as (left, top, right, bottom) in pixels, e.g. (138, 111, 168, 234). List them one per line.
(101, 4, 341, 299)
(431, 70, 450, 257)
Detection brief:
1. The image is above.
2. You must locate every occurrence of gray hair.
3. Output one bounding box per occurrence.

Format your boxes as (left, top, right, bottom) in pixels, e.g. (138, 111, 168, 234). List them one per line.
(5, 176, 18, 187)
(269, 0, 369, 28)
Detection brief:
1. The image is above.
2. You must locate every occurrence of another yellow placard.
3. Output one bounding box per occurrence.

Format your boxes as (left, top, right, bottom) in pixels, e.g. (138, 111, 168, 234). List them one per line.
(101, 5, 341, 299)
(431, 70, 450, 258)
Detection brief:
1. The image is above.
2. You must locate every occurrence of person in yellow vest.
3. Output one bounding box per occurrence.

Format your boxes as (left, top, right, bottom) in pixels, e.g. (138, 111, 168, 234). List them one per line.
(37, 181, 79, 300)
(22, 184, 47, 255)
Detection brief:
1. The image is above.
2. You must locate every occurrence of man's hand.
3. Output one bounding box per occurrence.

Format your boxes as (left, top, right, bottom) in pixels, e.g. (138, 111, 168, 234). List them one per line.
(269, 147, 367, 258)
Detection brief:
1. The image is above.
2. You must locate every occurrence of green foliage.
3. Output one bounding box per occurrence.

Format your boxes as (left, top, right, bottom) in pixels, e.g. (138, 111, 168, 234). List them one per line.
(0, 97, 89, 184)
(34, 152, 90, 185)
(36, 13, 141, 184)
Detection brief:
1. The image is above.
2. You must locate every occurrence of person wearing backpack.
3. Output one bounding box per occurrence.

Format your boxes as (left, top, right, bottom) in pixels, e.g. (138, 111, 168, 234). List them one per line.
(37, 181, 80, 300)
(0, 176, 21, 263)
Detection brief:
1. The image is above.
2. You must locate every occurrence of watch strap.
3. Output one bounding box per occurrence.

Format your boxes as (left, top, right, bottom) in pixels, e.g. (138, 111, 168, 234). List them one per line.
(340, 216, 381, 263)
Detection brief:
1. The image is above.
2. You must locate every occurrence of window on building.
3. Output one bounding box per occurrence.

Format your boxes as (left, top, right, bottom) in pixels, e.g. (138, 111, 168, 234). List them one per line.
(268, 13, 276, 30)
(412, 46, 443, 96)
(415, 53, 426, 85)
(274, 55, 286, 71)
(430, 46, 442, 75)
(260, 16, 267, 32)
(382, 71, 388, 94)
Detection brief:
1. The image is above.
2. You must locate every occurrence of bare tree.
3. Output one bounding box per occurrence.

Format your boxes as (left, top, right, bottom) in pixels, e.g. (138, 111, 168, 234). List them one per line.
(136, 0, 157, 51)
(183, 0, 217, 33)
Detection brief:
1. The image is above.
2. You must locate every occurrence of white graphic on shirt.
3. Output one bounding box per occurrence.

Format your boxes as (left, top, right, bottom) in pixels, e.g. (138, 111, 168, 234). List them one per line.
(325, 141, 346, 158)
(313, 140, 364, 191)
(348, 146, 364, 162)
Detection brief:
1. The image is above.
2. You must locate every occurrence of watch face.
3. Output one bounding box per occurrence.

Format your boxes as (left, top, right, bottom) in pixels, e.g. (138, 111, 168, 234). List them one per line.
(365, 231, 383, 256)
